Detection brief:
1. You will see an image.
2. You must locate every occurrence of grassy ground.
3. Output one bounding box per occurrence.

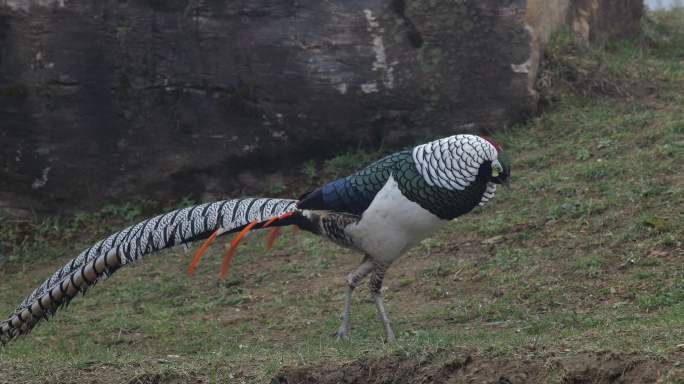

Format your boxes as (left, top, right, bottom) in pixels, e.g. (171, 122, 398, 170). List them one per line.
(1, 10, 684, 384)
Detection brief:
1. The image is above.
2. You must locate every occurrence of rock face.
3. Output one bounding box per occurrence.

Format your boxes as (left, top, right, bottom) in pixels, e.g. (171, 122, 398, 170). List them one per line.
(0, 0, 642, 213)
(524, 0, 644, 99)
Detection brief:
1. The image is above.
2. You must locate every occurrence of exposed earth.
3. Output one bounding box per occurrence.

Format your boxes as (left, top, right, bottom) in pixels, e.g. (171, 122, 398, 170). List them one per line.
(275, 351, 684, 384)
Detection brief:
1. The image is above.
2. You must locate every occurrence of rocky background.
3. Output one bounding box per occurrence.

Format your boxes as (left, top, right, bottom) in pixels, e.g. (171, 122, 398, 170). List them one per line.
(0, 0, 642, 213)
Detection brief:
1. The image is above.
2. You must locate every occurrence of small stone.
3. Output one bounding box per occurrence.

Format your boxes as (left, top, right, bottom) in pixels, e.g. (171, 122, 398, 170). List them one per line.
(482, 235, 505, 245)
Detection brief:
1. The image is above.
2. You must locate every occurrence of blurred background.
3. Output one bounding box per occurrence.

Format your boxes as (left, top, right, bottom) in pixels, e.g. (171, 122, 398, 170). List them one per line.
(0, 0, 656, 215)
(647, 0, 683, 10)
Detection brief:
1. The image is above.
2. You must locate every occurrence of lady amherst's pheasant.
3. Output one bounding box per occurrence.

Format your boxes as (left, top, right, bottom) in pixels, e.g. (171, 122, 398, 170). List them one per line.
(1, 134, 510, 344)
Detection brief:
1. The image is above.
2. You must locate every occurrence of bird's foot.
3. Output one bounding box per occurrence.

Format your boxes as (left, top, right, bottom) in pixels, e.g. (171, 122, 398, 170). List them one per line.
(384, 327, 396, 344)
(333, 328, 351, 342)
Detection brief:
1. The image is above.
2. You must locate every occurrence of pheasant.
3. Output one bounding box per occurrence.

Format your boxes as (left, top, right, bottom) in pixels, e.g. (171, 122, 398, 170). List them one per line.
(0, 134, 510, 345)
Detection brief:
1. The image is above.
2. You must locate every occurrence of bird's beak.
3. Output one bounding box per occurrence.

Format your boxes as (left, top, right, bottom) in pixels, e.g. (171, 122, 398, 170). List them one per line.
(496, 176, 510, 189)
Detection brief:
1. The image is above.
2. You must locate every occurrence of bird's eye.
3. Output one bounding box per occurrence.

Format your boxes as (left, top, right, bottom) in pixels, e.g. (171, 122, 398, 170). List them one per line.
(492, 161, 503, 178)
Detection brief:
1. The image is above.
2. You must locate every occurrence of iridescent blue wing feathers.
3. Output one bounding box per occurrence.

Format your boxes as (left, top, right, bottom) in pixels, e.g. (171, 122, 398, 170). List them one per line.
(297, 151, 412, 215)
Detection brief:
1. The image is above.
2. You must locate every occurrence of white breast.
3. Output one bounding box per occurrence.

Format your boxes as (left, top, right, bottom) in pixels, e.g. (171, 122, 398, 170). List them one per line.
(345, 175, 447, 262)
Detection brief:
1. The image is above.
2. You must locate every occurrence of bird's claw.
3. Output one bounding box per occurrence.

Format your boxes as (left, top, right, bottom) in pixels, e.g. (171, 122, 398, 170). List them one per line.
(333, 329, 350, 342)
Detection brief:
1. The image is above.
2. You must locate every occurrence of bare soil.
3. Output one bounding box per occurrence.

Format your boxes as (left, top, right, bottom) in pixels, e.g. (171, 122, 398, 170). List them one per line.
(275, 351, 684, 384)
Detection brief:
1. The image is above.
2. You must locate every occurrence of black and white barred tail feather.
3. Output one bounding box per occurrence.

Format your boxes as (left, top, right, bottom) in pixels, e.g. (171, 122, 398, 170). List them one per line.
(0, 198, 297, 345)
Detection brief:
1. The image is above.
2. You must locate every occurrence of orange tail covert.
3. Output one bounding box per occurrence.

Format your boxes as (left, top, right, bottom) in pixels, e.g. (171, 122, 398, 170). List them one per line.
(187, 229, 220, 276)
(220, 220, 259, 279)
(265, 227, 281, 251)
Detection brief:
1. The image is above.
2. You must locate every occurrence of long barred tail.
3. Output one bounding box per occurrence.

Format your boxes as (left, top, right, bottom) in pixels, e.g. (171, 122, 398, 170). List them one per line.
(0, 198, 298, 345)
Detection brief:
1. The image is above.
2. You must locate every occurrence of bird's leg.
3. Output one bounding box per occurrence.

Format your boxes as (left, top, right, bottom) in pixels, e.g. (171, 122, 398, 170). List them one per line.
(336, 257, 374, 341)
(369, 261, 396, 343)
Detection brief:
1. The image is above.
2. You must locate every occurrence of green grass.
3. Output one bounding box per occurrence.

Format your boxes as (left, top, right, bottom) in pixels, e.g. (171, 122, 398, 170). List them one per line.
(2, 9, 684, 384)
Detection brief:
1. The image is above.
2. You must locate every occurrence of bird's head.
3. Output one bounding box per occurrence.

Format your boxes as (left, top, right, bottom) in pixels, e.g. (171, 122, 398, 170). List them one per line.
(481, 136, 511, 187)
(411, 134, 511, 193)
